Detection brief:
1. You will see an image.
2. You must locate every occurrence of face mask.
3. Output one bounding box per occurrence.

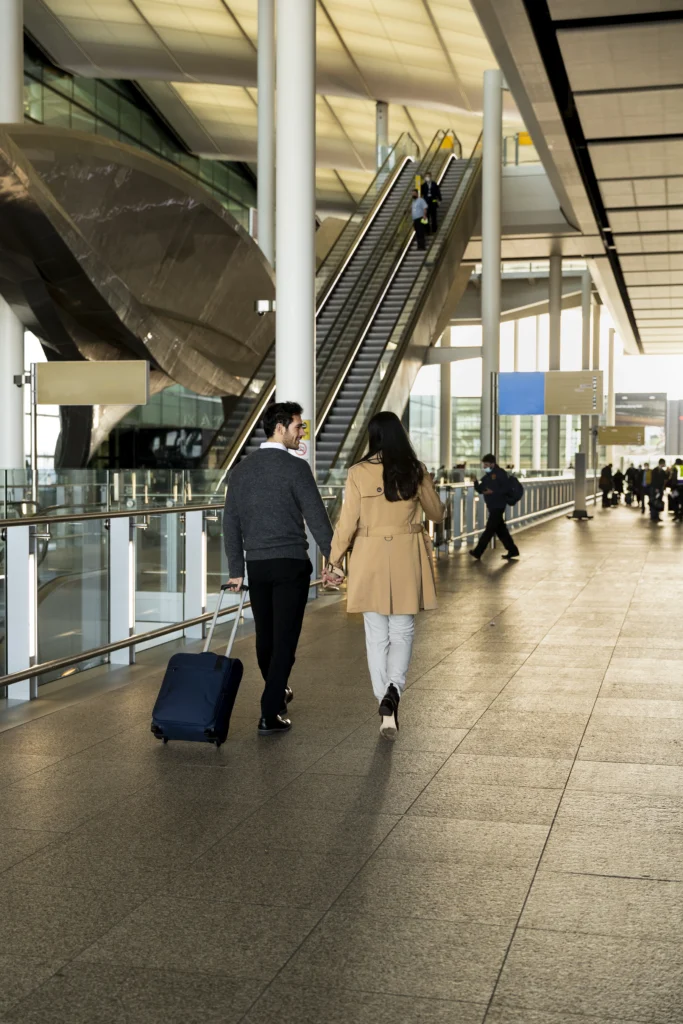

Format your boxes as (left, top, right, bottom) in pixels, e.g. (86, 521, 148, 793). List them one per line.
(483, 467, 492, 474)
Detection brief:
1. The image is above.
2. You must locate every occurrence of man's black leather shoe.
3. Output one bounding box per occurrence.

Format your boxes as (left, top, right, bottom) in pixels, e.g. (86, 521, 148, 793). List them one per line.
(258, 715, 292, 736)
(284, 687, 293, 704)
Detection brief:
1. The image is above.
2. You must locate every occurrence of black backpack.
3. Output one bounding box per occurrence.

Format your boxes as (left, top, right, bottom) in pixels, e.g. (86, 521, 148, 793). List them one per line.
(506, 475, 524, 506)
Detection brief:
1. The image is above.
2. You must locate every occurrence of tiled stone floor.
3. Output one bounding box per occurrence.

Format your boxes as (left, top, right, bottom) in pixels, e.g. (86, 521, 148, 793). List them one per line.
(1, 505, 682, 1022)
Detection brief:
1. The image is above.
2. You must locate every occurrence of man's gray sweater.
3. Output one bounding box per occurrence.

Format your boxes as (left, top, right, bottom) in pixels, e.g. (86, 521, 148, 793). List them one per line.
(223, 448, 333, 577)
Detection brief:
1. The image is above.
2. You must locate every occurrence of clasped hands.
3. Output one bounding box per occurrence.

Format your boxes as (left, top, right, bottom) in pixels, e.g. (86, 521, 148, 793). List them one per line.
(322, 564, 345, 589)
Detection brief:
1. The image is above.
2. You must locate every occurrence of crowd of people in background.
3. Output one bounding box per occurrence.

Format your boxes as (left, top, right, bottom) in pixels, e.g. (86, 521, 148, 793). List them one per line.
(599, 458, 683, 523)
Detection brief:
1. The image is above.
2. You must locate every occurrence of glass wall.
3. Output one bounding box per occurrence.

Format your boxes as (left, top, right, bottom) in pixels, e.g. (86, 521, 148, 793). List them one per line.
(23, 40, 255, 228)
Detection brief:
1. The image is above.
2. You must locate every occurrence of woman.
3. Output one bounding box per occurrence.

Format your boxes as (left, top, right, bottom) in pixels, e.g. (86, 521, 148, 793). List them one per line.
(324, 412, 445, 739)
(599, 463, 613, 508)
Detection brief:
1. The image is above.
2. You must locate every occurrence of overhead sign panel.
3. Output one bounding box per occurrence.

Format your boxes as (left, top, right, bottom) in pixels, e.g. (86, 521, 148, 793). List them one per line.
(597, 426, 645, 446)
(544, 371, 603, 416)
(498, 372, 545, 415)
(36, 361, 149, 406)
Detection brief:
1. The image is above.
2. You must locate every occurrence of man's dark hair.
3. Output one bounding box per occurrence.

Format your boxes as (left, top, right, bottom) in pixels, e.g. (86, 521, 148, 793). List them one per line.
(482, 453, 496, 463)
(262, 401, 302, 439)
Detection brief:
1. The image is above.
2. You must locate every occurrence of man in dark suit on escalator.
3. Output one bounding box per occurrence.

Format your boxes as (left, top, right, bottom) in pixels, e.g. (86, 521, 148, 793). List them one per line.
(421, 172, 442, 234)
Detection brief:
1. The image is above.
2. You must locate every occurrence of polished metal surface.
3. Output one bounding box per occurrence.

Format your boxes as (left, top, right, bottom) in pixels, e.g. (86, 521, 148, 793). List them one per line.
(0, 124, 274, 398)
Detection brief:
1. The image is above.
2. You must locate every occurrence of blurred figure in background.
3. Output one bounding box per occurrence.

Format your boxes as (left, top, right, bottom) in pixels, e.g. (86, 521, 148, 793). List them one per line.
(613, 467, 625, 503)
(599, 463, 613, 508)
(650, 458, 668, 523)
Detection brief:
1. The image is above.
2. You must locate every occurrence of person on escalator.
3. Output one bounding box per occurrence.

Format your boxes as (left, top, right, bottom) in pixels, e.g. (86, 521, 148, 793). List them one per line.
(411, 189, 428, 251)
(421, 172, 442, 233)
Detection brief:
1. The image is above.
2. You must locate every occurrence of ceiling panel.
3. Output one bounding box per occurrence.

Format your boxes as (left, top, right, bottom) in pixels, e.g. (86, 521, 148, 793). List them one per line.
(632, 297, 683, 309)
(602, 177, 683, 209)
(610, 209, 683, 233)
(642, 341, 683, 352)
(615, 232, 683, 254)
(577, 88, 683, 141)
(620, 252, 683, 272)
(625, 271, 683, 286)
(558, 22, 683, 92)
(636, 318, 683, 327)
(591, 140, 683, 181)
(550, 1, 683, 15)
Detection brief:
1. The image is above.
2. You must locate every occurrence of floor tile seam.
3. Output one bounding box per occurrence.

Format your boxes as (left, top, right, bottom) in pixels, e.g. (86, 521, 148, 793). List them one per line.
(480, 569, 612, 1023)
(505, 920, 683, 948)
(540, 867, 683, 884)
(0, 831, 71, 883)
(231, 812, 415, 1024)
(235, 987, 489, 1023)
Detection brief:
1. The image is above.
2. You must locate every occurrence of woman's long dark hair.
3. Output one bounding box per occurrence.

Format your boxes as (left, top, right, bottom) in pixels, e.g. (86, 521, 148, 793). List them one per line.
(363, 411, 423, 502)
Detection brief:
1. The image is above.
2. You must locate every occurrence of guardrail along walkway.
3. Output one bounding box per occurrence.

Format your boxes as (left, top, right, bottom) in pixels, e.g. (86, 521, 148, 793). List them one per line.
(0, 505, 681, 1022)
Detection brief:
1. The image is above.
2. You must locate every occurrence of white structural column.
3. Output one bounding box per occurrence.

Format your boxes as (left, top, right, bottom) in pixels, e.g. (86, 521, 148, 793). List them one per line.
(0, 0, 25, 469)
(547, 253, 562, 469)
(532, 315, 542, 468)
(275, 0, 316, 466)
(511, 319, 521, 471)
(580, 269, 592, 458)
(606, 326, 616, 465)
(481, 68, 503, 458)
(376, 100, 389, 169)
(439, 331, 452, 471)
(257, 0, 275, 266)
(592, 299, 601, 468)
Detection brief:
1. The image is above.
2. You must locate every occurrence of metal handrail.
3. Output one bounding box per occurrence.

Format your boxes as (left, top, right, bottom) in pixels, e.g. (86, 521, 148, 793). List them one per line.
(316, 132, 420, 294)
(316, 147, 457, 430)
(0, 578, 325, 688)
(313, 132, 456, 419)
(0, 500, 224, 530)
(204, 139, 420, 477)
(326, 133, 482, 476)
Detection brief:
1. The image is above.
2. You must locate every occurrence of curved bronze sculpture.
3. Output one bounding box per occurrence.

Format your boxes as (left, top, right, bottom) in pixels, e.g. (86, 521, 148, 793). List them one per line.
(0, 124, 273, 464)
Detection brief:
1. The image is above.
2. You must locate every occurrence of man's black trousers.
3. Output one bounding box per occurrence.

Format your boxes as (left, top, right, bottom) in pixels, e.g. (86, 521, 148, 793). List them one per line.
(247, 558, 311, 718)
(472, 508, 519, 558)
(428, 200, 438, 233)
(413, 217, 426, 250)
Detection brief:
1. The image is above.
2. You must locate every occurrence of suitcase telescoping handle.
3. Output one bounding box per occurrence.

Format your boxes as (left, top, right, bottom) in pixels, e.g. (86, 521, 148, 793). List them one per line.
(202, 583, 249, 657)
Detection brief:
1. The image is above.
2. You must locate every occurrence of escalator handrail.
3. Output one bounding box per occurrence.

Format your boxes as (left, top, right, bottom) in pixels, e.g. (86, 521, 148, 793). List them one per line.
(206, 138, 421, 480)
(313, 131, 455, 406)
(315, 132, 420, 301)
(314, 133, 458, 423)
(325, 134, 483, 477)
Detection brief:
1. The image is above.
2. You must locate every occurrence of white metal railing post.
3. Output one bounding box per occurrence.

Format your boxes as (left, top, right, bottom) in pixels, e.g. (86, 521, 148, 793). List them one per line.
(184, 509, 206, 640)
(453, 488, 462, 549)
(109, 516, 136, 666)
(465, 486, 475, 545)
(6, 523, 37, 700)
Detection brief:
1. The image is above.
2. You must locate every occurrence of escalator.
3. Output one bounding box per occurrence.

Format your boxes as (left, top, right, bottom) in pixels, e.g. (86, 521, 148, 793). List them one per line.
(316, 136, 482, 481)
(205, 133, 420, 468)
(315, 154, 470, 475)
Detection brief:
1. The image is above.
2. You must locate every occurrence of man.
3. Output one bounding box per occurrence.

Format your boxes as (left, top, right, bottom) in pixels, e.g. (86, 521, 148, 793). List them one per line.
(420, 171, 442, 233)
(469, 454, 520, 561)
(411, 189, 428, 251)
(671, 458, 683, 522)
(650, 458, 668, 523)
(224, 402, 333, 735)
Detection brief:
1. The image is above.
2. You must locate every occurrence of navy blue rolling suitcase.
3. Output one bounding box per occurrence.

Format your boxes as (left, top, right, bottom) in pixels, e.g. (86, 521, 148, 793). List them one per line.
(151, 584, 247, 747)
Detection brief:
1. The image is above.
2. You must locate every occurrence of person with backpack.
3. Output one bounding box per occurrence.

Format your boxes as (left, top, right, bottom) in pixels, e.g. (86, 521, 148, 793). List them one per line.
(469, 454, 521, 561)
(323, 412, 445, 739)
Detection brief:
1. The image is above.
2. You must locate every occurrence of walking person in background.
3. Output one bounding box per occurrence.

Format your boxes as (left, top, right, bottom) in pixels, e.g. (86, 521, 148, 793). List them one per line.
(323, 411, 445, 739)
(671, 459, 683, 522)
(420, 171, 442, 234)
(639, 463, 650, 514)
(613, 468, 625, 502)
(599, 463, 614, 508)
(469, 455, 520, 561)
(411, 188, 428, 251)
(224, 401, 333, 735)
(625, 463, 638, 505)
(650, 458, 668, 523)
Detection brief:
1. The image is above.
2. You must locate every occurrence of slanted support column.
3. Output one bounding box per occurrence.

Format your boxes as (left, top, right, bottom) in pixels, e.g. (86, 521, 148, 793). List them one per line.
(0, 0, 25, 470)
(580, 269, 592, 459)
(547, 252, 562, 470)
(275, 0, 316, 469)
(532, 314, 542, 469)
(481, 68, 503, 459)
(376, 100, 389, 169)
(257, 0, 275, 266)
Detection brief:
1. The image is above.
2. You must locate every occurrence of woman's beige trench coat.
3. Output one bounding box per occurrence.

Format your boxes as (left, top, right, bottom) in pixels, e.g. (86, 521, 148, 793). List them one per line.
(329, 459, 445, 615)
